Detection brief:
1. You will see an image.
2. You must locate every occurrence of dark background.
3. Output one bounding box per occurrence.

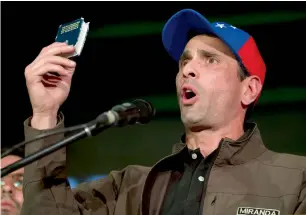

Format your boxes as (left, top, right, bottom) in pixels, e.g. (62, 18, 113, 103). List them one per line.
(2, 1, 306, 184)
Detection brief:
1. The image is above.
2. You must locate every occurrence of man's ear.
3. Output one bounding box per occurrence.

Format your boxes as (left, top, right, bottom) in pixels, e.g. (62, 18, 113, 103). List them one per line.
(241, 76, 262, 106)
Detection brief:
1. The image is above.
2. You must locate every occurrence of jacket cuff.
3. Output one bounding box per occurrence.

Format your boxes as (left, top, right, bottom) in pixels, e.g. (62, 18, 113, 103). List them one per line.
(23, 112, 67, 180)
(23, 112, 65, 141)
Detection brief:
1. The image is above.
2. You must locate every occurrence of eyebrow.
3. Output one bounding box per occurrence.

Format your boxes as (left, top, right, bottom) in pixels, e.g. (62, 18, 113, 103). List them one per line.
(179, 49, 220, 62)
(198, 49, 219, 58)
(10, 173, 24, 178)
(179, 50, 191, 62)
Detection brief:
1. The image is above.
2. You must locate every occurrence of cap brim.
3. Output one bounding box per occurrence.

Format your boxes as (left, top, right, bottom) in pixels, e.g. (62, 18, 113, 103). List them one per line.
(162, 9, 235, 62)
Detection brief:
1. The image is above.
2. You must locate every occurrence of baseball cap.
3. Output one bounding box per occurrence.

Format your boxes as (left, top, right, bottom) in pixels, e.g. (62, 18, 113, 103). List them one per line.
(162, 9, 266, 104)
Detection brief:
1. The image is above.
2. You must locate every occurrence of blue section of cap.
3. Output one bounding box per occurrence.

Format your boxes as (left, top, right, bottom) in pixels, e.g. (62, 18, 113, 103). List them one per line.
(162, 9, 250, 63)
(162, 9, 214, 62)
(210, 21, 250, 51)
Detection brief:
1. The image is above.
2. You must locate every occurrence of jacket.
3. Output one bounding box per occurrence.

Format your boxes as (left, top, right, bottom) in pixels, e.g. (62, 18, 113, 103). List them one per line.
(20, 114, 306, 215)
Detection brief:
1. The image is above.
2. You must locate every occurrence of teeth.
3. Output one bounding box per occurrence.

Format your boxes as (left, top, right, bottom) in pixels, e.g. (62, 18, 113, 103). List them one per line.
(183, 88, 196, 100)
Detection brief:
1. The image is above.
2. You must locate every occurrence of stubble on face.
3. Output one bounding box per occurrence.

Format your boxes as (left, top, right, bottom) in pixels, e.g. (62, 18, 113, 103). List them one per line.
(176, 35, 242, 130)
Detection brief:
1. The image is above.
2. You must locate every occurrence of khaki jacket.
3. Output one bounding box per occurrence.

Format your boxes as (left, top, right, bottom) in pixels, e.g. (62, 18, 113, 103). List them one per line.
(20, 115, 306, 215)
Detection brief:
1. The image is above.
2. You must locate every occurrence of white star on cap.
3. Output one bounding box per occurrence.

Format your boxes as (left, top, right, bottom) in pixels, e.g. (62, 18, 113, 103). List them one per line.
(215, 23, 226, 28)
(230, 25, 237, 29)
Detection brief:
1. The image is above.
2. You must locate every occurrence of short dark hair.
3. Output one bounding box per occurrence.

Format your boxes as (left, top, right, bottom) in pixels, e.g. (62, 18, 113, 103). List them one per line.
(1, 146, 25, 159)
(238, 62, 250, 81)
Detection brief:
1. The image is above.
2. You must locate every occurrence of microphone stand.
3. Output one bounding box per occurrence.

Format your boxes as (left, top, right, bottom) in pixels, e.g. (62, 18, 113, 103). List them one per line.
(1, 121, 110, 178)
(1, 99, 155, 177)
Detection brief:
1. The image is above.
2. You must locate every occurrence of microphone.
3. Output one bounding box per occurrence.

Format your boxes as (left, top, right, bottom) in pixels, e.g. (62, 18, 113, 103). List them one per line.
(95, 99, 156, 127)
(1, 99, 155, 177)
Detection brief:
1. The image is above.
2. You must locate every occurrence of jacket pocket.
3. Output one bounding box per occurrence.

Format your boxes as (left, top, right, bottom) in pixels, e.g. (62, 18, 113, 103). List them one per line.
(212, 193, 286, 215)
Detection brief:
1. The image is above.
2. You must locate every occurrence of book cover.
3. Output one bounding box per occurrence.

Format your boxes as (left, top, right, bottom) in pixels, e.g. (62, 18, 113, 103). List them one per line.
(55, 17, 90, 58)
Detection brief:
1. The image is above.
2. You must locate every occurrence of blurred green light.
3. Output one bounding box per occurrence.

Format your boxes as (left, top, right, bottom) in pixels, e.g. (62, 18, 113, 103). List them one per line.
(89, 11, 306, 38)
(128, 88, 306, 112)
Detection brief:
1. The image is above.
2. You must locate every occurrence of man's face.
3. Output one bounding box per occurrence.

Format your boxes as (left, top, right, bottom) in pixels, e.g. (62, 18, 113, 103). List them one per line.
(1, 155, 24, 215)
(176, 34, 247, 130)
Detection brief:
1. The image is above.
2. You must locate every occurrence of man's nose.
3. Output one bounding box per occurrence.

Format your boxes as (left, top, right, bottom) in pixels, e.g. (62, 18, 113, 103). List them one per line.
(1, 179, 13, 194)
(182, 61, 198, 78)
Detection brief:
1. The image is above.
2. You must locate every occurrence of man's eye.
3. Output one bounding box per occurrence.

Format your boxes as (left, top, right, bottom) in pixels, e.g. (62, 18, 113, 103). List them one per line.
(207, 57, 218, 64)
(180, 60, 188, 67)
(14, 180, 22, 188)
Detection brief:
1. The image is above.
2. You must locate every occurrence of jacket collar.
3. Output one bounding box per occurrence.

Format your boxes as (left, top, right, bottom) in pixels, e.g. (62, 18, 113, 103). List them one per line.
(141, 122, 267, 215)
(171, 122, 267, 166)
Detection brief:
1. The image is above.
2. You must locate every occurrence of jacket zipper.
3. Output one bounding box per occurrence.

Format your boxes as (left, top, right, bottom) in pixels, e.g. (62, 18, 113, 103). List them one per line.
(199, 139, 225, 215)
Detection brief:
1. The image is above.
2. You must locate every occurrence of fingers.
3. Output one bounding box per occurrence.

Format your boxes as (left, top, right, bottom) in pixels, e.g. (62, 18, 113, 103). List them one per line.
(37, 63, 71, 77)
(44, 73, 62, 82)
(31, 55, 76, 71)
(44, 42, 68, 49)
(25, 42, 77, 86)
(41, 73, 62, 87)
(25, 63, 71, 85)
(42, 73, 72, 91)
(37, 42, 75, 60)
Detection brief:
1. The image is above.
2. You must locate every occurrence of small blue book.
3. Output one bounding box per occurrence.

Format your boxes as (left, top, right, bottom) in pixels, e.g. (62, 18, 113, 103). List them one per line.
(55, 17, 90, 58)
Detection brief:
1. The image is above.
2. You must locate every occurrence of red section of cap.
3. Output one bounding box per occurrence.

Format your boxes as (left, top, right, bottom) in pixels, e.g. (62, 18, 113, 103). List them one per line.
(238, 37, 266, 104)
(238, 37, 266, 83)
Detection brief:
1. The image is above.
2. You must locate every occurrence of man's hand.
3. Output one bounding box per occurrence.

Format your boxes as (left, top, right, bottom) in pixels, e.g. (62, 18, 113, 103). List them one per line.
(25, 42, 76, 129)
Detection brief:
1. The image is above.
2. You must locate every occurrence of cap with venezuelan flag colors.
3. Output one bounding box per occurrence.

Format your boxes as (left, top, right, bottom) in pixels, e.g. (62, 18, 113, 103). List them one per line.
(162, 9, 266, 103)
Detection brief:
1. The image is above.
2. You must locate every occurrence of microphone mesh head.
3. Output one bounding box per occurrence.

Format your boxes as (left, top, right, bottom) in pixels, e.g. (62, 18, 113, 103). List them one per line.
(132, 99, 155, 124)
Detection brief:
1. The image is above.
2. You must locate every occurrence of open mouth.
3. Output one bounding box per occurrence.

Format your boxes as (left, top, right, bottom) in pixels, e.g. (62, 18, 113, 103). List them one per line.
(182, 87, 197, 100)
(184, 88, 196, 99)
(181, 85, 198, 105)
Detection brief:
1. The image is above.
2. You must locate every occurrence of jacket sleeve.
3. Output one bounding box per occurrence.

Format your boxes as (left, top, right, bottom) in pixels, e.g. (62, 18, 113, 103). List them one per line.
(294, 168, 306, 214)
(20, 113, 122, 215)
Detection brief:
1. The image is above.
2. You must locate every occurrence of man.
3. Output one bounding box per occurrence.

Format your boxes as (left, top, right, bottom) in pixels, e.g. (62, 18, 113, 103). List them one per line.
(20, 9, 305, 215)
(1, 148, 24, 215)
